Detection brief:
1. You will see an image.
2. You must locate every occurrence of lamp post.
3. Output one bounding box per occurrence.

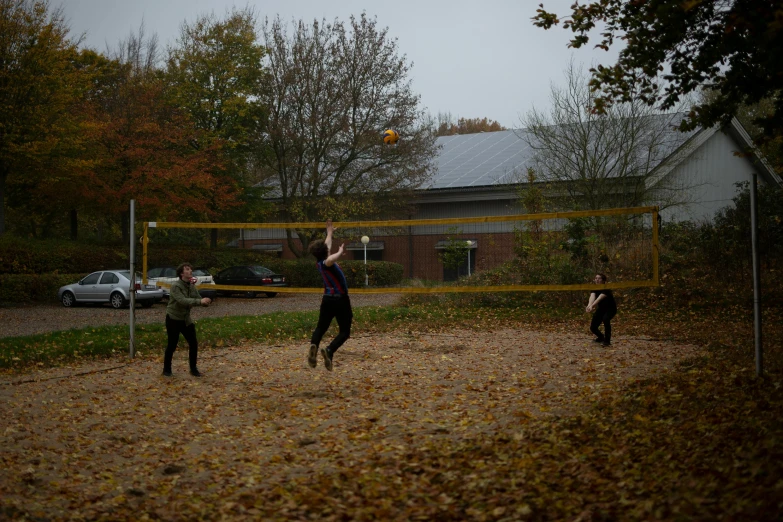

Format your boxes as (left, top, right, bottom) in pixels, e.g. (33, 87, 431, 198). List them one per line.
(361, 235, 370, 286)
(466, 240, 472, 277)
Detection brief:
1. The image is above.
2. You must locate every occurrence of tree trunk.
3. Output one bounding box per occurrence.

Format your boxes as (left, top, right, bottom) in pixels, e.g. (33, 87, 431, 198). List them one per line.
(70, 209, 78, 240)
(121, 211, 129, 244)
(0, 170, 6, 236)
(286, 229, 308, 258)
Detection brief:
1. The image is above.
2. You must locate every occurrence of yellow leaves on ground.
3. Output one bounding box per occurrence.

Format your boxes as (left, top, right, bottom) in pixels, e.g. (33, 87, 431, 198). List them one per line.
(0, 327, 712, 520)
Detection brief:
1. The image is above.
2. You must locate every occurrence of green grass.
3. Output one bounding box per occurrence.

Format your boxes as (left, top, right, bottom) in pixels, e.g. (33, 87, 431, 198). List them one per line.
(0, 300, 575, 372)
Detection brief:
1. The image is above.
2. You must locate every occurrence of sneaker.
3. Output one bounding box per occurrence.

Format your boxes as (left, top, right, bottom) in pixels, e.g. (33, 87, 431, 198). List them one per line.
(162, 369, 172, 377)
(602, 341, 611, 347)
(190, 368, 202, 377)
(307, 343, 318, 368)
(320, 347, 333, 372)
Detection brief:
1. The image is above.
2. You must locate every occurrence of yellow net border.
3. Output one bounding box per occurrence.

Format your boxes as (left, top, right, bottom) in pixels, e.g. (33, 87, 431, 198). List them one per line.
(143, 206, 659, 294)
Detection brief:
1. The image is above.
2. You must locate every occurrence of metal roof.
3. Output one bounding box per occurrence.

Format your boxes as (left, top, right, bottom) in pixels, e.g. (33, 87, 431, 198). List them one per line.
(424, 130, 533, 189)
(424, 115, 700, 191)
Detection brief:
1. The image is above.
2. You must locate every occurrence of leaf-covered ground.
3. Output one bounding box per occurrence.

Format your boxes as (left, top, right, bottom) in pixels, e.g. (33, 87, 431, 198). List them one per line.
(0, 326, 709, 521)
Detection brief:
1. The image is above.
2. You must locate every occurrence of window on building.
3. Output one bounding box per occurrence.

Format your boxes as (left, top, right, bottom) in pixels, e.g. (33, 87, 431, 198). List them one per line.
(435, 240, 476, 282)
(346, 241, 384, 262)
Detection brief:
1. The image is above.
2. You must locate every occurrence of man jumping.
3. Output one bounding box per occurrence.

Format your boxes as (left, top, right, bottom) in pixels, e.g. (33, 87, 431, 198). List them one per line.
(307, 220, 353, 371)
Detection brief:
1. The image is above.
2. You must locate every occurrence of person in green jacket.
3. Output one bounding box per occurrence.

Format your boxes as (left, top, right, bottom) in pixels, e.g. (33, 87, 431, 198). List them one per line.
(163, 262, 211, 377)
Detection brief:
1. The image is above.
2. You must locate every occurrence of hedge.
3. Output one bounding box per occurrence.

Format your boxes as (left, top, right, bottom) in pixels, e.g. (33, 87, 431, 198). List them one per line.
(0, 273, 87, 304)
(256, 259, 404, 288)
(144, 252, 403, 288)
(0, 262, 404, 304)
(0, 237, 126, 275)
(0, 237, 405, 303)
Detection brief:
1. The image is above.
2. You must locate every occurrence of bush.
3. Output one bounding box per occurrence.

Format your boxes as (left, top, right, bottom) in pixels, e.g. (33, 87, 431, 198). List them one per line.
(256, 259, 404, 288)
(0, 273, 87, 304)
(0, 258, 404, 304)
(146, 248, 280, 275)
(0, 237, 126, 275)
(340, 260, 404, 287)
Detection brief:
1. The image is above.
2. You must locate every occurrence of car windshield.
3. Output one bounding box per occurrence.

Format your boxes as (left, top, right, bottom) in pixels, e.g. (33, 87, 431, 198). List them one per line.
(193, 268, 211, 276)
(249, 266, 273, 276)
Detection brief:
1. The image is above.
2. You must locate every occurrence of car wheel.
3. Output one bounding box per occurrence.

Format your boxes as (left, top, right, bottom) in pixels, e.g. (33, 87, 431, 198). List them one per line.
(265, 292, 278, 298)
(140, 300, 154, 308)
(245, 291, 257, 298)
(110, 292, 127, 309)
(61, 291, 76, 307)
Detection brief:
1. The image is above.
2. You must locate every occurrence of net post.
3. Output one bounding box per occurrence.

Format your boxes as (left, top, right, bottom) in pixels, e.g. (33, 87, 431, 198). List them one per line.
(129, 200, 136, 359)
(652, 207, 660, 285)
(142, 222, 149, 284)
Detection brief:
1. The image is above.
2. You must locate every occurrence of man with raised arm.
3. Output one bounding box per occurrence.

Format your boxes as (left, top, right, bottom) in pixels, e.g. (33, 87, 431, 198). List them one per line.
(306, 220, 353, 371)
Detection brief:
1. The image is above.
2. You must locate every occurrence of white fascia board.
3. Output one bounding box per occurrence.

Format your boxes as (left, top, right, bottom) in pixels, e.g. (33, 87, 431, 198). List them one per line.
(725, 117, 782, 187)
(644, 126, 717, 191)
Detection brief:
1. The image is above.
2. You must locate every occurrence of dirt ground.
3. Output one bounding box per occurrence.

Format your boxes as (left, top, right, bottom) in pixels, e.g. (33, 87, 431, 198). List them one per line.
(0, 326, 704, 520)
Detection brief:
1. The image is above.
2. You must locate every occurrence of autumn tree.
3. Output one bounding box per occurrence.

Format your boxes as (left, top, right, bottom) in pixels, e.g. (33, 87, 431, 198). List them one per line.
(0, 0, 83, 236)
(532, 1, 783, 142)
(166, 7, 272, 246)
(4, 48, 113, 240)
(83, 26, 240, 243)
(520, 60, 697, 211)
(260, 14, 438, 256)
(434, 113, 506, 136)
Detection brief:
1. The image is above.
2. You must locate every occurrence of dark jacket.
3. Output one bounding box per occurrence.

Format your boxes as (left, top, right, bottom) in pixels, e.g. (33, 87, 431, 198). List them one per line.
(593, 289, 617, 314)
(166, 279, 203, 325)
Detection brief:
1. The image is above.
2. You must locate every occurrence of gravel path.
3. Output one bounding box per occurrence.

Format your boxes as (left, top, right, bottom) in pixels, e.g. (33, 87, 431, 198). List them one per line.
(0, 293, 401, 339)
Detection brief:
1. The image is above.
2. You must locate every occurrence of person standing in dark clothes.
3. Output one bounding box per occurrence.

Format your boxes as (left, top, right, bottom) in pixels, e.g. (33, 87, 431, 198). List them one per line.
(307, 220, 353, 371)
(586, 273, 617, 347)
(163, 263, 211, 377)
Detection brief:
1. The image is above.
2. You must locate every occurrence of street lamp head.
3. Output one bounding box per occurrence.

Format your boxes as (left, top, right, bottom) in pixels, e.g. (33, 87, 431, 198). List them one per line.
(466, 240, 472, 247)
(361, 236, 370, 245)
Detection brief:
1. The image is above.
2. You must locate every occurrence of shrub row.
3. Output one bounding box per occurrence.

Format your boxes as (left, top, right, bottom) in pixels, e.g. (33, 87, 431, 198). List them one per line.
(0, 240, 402, 286)
(146, 247, 281, 274)
(0, 261, 404, 304)
(0, 273, 86, 304)
(0, 237, 126, 275)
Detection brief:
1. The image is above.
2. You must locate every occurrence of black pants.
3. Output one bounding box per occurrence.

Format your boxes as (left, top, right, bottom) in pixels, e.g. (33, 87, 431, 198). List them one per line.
(164, 315, 198, 371)
(590, 308, 617, 343)
(310, 295, 353, 355)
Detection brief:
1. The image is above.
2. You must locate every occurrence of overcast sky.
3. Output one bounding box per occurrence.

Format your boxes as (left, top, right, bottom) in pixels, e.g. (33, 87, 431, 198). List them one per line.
(57, 0, 620, 129)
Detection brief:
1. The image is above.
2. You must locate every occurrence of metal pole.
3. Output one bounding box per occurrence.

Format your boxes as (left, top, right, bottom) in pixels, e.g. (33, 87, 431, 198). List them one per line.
(750, 174, 763, 377)
(652, 208, 660, 286)
(466, 241, 472, 277)
(129, 200, 136, 358)
(142, 222, 148, 284)
(364, 243, 368, 286)
(408, 223, 414, 279)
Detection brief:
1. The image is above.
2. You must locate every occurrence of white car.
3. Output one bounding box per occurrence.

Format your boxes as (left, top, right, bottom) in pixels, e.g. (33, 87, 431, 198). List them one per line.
(146, 267, 216, 297)
(58, 270, 165, 308)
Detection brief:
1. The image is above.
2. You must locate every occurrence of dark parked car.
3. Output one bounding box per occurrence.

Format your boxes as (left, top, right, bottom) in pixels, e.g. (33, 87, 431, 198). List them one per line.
(213, 265, 287, 298)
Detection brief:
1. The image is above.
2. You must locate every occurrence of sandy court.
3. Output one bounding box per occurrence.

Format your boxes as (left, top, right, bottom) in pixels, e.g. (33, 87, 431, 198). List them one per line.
(0, 327, 703, 519)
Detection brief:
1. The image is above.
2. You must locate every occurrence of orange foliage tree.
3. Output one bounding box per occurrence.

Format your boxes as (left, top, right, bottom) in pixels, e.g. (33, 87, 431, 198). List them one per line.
(79, 32, 241, 242)
(434, 113, 507, 136)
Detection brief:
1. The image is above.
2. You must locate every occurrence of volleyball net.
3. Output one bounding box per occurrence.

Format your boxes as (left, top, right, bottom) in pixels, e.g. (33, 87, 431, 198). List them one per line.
(142, 206, 659, 294)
